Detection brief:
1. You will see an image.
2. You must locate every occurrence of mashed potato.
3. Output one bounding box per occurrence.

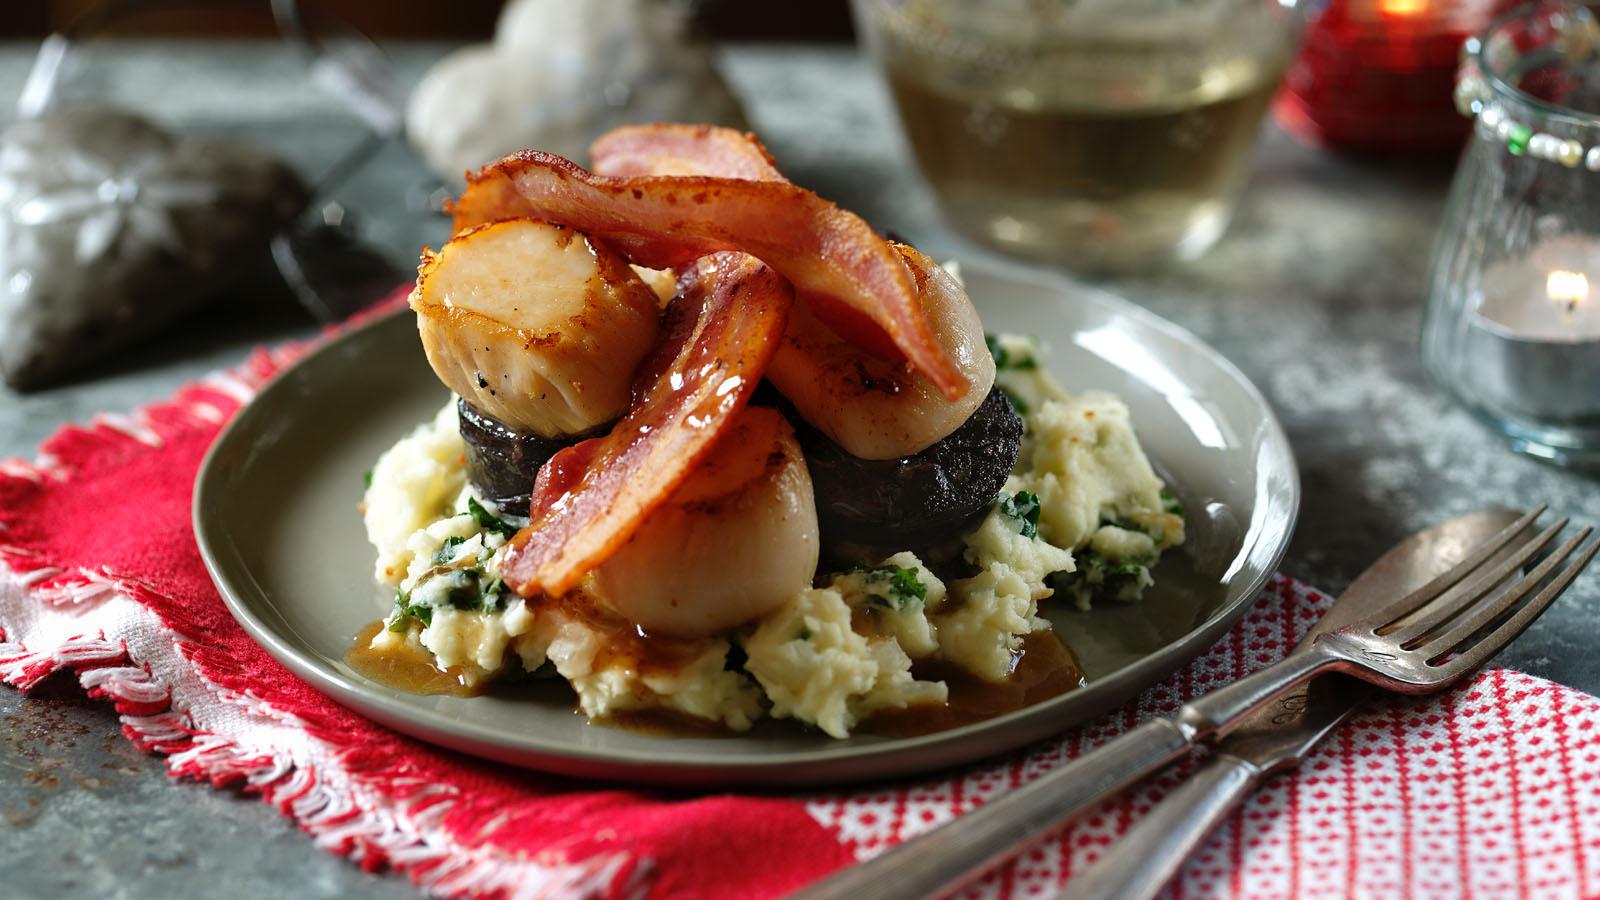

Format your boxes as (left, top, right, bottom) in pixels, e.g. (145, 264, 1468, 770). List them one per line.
(365, 403, 468, 583)
(360, 334, 1183, 736)
(992, 334, 1185, 609)
(743, 585, 945, 738)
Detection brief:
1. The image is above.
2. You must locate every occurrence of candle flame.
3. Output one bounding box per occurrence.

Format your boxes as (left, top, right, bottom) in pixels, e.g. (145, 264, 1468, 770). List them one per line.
(1547, 270, 1589, 309)
(1377, 0, 1428, 17)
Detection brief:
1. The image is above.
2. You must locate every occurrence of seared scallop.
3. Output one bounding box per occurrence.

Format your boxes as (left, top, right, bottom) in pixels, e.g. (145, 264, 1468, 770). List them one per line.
(585, 406, 819, 637)
(765, 243, 995, 460)
(411, 217, 661, 438)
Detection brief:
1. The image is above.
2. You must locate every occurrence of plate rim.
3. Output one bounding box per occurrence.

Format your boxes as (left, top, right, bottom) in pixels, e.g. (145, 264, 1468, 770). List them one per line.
(194, 259, 1300, 786)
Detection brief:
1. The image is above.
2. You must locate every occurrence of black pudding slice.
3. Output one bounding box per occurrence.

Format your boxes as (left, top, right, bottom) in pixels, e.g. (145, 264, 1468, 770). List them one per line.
(794, 386, 1024, 555)
(457, 399, 595, 517)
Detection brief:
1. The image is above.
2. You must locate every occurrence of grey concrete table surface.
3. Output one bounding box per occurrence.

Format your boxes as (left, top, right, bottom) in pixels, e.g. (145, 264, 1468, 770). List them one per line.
(0, 40, 1596, 900)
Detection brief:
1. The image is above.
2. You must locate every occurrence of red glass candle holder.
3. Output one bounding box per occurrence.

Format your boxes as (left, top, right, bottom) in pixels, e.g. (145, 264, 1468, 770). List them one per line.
(1275, 0, 1513, 153)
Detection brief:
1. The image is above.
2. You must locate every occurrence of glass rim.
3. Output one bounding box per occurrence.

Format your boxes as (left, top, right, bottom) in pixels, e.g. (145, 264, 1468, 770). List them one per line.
(848, 0, 1303, 41)
(1478, 0, 1600, 129)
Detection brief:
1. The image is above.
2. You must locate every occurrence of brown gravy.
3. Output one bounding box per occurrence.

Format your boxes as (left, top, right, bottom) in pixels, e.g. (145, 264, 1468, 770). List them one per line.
(347, 620, 1085, 738)
(345, 621, 485, 697)
(866, 631, 1086, 737)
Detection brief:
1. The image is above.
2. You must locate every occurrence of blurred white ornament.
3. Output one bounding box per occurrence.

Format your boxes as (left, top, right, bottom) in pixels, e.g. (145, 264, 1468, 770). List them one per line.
(407, 0, 746, 183)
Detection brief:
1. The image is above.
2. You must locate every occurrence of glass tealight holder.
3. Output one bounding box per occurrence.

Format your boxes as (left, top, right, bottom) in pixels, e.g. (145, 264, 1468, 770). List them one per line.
(1422, 1, 1600, 468)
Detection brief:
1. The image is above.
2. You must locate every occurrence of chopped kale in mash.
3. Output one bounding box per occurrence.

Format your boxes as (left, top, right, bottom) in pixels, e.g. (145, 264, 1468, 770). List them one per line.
(387, 557, 510, 632)
(432, 535, 467, 565)
(388, 592, 434, 631)
(998, 490, 1042, 539)
(986, 332, 1038, 371)
(467, 496, 517, 539)
(843, 564, 929, 611)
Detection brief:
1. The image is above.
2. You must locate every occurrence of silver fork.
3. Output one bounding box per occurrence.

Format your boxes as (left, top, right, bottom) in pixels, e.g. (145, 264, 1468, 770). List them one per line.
(794, 508, 1597, 900)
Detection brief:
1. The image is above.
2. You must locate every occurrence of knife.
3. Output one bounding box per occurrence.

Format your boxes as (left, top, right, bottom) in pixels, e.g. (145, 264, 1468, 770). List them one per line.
(1055, 509, 1528, 900)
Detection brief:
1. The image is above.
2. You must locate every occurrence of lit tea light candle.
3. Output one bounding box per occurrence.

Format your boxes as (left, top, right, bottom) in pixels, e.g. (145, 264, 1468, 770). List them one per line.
(1376, 0, 1429, 20)
(1468, 235, 1600, 422)
(1547, 269, 1589, 313)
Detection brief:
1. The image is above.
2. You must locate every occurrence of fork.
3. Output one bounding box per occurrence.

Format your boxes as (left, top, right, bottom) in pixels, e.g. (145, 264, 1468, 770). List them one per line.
(794, 508, 1597, 900)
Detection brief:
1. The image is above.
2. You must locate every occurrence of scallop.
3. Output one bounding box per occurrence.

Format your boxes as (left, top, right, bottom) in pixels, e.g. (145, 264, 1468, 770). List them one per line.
(585, 406, 820, 638)
(410, 217, 661, 438)
(765, 243, 995, 460)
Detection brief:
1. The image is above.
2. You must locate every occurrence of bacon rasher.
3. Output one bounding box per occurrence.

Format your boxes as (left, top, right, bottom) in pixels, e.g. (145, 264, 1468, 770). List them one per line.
(501, 252, 793, 597)
(449, 149, 968, 401)
(589, 124, 785, 181)
(591, 125, 997, 460)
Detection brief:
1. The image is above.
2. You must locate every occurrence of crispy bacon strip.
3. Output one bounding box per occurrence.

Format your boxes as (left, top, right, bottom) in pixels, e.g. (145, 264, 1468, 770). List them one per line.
(590, 124, 785, 181)
(589, 125, 979, 396)
(450, 150, 968, 400)
(501, 252, 794, 597)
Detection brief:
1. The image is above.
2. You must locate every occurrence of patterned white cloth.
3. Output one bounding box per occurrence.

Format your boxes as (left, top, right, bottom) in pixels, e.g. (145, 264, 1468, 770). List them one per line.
(808, 578, 1600, 899)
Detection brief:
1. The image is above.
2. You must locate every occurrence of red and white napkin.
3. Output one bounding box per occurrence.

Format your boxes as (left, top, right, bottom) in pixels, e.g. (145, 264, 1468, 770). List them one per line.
(3, 297, 1598, 899)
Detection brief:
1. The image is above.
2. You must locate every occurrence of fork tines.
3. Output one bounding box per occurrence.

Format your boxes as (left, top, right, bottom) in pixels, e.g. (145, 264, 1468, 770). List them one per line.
(1373, 507, 1596, 677)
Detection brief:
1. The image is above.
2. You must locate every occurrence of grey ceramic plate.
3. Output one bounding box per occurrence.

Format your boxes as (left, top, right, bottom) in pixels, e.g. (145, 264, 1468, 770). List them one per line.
(194, 258, 1298, 787)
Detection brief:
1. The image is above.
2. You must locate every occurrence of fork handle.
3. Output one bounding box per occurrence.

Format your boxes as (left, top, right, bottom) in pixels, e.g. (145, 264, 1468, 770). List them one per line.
(1053, 753, 1264, 900)
(793, 645, 1338, 900)
(793, 717, 1195, 900)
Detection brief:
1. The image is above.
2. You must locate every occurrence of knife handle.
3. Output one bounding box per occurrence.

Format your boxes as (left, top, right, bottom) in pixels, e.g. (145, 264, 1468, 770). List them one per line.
(1053, 753, 1265, 900)
(791, 717, 1196, 900)
(794, 646, 1336, 900)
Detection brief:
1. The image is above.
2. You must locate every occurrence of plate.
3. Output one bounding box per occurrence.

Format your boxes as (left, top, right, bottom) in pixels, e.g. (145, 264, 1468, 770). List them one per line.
(194, 258, 1299, 787)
